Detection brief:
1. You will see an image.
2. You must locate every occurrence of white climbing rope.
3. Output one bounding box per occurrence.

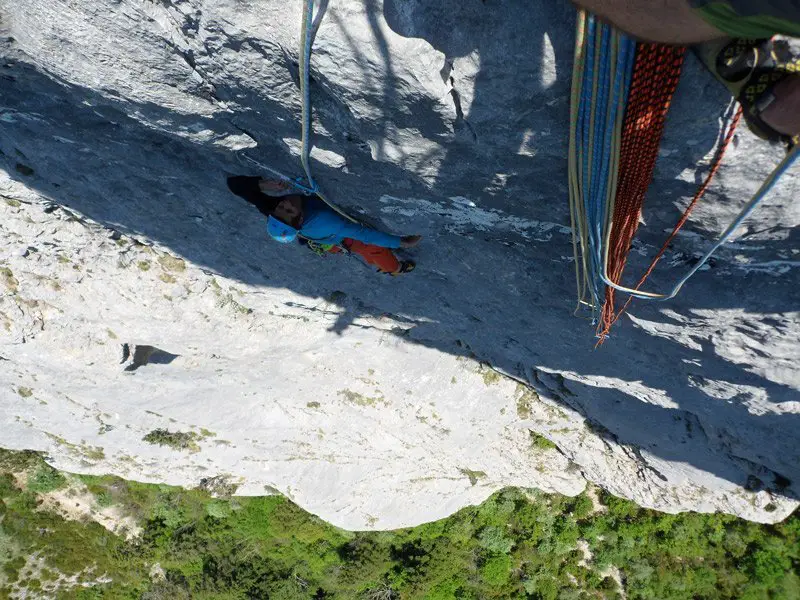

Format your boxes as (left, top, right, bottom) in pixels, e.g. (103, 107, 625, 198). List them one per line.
(237, 153, 318, 196)
(626, 143, 800, 301)
(298, 0, 358, 222)
(240, 0, 357, 223)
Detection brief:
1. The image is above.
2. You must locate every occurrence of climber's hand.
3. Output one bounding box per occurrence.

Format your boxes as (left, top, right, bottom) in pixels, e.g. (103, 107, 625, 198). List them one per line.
(259, 178, 292, 195)
(400, 235, 422, 248)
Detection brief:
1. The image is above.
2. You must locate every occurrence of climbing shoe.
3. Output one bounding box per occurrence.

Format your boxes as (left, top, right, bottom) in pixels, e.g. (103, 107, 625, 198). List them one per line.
(696, 37, 800, 147)
(389, 260, 415, 276)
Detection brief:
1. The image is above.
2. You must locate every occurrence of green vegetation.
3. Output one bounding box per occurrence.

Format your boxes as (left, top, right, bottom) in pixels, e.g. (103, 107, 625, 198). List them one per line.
(26, 464, 66, 494)
(217, 292, 253, 315)
(480, 364, 502, 386)
(459, 468, 488, 487)
(338, 389, 386, 407)
(515, 383, 542, 420)
(158, 253, 186, 273)
(44, 434, 106, 462)
(530, 431, 557, 451)
(1, 267, 18, 293)
(0, 448, 797, 599)
(142, 429, 202, 452)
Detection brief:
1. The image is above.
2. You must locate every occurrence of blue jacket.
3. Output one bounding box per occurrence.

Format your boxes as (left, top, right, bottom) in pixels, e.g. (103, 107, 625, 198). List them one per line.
(298, 198, 402, 248)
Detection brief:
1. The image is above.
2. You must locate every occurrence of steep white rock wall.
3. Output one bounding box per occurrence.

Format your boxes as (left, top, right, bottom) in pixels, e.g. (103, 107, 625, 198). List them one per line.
(0, 0, 797, 528)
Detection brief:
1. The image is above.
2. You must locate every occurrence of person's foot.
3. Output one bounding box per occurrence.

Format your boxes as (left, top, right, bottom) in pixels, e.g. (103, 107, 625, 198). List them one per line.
(697, 38, 800, 146)
(400, 235, 422, 248)
(389, 260, 416, 276)
(258, 178, 296, 197)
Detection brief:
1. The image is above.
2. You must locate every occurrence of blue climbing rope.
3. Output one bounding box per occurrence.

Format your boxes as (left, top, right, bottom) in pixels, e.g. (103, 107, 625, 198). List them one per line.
(571, 14, 636, 321)
(569, 10, 798, 319)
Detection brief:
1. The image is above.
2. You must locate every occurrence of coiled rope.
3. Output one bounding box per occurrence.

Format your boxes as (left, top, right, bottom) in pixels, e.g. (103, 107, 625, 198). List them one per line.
(568, 11, 636, 322)
(596, 42, 688, 340)
(569, 10, 799, 340)
(597, 101, 742, 341)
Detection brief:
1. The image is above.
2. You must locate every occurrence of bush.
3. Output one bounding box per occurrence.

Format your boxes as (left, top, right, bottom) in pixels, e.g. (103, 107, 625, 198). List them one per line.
(142, 429, 200, 452)
(477, 526, 514, 554)
(0, 450, 797, 600)
(26, 466, 66, 494)
(480, 554, 512, 586)
(570, 494, 593, 520)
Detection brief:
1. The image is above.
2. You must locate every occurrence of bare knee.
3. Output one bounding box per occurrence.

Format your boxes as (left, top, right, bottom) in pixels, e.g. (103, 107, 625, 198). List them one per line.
(761, 75, 800, 139)
(572, 0, 725, 44)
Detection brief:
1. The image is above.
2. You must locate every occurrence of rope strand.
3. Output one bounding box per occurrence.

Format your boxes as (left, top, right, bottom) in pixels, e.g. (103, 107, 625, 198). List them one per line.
(569, 12, 798, 343)
(598, 103, 742, 340)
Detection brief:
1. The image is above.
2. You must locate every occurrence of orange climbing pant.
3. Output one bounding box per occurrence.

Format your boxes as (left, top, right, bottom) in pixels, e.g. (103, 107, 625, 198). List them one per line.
(329, 238, 400, 273)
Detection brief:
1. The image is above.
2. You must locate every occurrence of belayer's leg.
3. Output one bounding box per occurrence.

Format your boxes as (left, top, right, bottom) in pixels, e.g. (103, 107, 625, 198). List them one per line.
(572, 0, 724, 44)
(697, 37, 800, 144)
(761, 76, 800, 141)
(573, 0, 800, 143)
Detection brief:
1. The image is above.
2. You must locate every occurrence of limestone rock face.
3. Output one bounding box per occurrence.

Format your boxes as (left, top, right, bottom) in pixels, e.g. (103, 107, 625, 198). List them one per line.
(0, 0, 798, 528)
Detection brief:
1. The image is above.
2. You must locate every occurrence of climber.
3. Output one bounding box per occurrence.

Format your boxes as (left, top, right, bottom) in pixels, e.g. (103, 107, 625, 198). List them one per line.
(573, 0, 800, 145)
(226, 176, 421, 275)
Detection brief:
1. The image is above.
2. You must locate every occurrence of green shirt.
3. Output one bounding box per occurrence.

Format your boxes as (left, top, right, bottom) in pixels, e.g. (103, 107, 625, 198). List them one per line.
(692, 0, 800, 38)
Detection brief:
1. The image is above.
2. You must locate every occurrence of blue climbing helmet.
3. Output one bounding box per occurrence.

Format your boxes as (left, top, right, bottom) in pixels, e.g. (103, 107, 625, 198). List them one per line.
(267, 215, 299, 243)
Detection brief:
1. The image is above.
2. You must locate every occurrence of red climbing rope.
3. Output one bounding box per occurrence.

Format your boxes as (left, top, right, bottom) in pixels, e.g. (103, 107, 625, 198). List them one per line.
(597, 43, 686, 342)
(598, 104, 743, 341)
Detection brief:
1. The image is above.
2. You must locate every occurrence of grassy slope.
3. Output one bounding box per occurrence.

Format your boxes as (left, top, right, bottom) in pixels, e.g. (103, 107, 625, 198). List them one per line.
(0, 449, 797, 599)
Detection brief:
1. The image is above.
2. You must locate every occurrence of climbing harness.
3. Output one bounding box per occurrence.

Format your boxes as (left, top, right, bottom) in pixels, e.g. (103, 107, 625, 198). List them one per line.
(240, 0, 357, 223)
(568, 10, 800, 341)
(303, 239, 338, 256)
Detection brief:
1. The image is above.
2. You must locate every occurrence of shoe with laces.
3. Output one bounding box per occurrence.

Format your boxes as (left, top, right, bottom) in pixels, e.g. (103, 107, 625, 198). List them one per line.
(389, 260, 416, 276)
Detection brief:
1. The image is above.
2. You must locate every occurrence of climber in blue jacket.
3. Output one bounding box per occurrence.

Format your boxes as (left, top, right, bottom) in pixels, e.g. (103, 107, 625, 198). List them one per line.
(227, 176, 421, 275)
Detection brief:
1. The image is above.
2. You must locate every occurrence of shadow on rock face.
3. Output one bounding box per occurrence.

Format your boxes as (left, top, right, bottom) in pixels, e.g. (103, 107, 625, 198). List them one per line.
(0, 0, 797, 507)
(120, 344, 180, 372)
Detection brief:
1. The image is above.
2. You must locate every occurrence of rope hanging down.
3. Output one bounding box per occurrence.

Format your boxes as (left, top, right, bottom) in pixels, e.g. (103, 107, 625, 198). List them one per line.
(240, 0, 357, 223)
(597, 42, 687, 339)
(626, 143, 799, 301)
(298, 0, 357, 222)
(597, 102, 742, 342)
(569, 10, 800, 337)
(568, 11, 636, 323)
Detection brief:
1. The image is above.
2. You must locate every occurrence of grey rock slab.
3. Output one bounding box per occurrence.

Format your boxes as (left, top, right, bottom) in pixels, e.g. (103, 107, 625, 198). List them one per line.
(0, 0, 797, 528)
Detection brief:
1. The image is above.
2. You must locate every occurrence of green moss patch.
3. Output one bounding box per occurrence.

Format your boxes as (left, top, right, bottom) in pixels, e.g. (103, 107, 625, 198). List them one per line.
(142, 429, 201, 452)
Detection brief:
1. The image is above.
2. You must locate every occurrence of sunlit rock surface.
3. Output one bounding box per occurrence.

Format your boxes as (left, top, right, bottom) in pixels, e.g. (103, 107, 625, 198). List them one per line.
(0, 0, 797, 528)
